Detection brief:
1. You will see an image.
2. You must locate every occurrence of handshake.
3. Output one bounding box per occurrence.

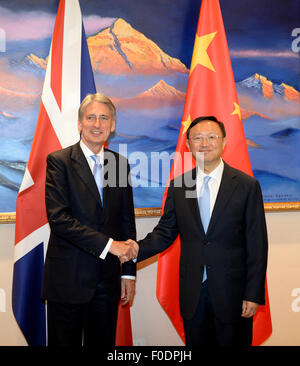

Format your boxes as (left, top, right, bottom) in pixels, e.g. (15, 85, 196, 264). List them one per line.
(110, 239, 139, 263)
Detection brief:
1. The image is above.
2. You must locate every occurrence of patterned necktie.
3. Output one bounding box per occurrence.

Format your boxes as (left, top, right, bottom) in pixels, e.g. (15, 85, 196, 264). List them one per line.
(199, 175, 211, 282)
(91, 155, 104, 205)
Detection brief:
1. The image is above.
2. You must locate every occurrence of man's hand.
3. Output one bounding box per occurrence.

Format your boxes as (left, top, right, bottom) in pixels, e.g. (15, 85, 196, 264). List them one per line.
(241, 300, 259, 318)
(109, 240, 138, 262)
(119, 239, 139, 263)
(121, 278, 136, 306)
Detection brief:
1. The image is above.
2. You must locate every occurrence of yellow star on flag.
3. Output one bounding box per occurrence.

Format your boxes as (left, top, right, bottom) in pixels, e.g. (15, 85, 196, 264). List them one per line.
(190, 31, 217, 74)
(231, 102, 241, 120)
(182, 115, 192, 135)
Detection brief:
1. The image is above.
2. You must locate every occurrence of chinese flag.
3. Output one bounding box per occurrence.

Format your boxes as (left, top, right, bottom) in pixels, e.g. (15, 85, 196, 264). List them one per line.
(156, 0, 272, 346)
(116, 303, 133, 346)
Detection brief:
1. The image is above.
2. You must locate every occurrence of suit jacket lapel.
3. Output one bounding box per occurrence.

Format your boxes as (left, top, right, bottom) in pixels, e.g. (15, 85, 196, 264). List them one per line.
(207, 162, 238, 235)
(183, 168, 206, 237)
(70, 142, 102, 205)
(101, 149, 113, 215)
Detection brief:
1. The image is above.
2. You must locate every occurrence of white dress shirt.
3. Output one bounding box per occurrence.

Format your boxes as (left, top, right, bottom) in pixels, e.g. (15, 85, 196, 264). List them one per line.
(196, 159, 224, 223)
(80, 141, 135, 280)
(80, 140, 113, 259)
(196, 159, 224, 282)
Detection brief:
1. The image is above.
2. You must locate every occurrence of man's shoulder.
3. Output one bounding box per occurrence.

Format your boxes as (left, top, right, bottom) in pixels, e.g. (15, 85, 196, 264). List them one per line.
(48, 144, 75, 159)
(104, 148, 129, 164)
(224, 162, 258, 185)
(170, 168, 197, 189)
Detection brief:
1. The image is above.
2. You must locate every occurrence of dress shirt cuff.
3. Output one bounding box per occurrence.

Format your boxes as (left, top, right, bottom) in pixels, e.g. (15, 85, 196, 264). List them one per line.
(99, 237, 113, 259)
(121, 275, 136, 280)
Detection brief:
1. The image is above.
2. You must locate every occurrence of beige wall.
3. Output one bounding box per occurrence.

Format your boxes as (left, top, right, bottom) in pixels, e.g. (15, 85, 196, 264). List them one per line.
(0, 210, 300, 346)
(0, 224, 27, 345)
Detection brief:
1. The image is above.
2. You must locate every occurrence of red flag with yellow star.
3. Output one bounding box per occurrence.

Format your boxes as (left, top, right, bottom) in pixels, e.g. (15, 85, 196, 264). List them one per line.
(156, 0, 272, 346)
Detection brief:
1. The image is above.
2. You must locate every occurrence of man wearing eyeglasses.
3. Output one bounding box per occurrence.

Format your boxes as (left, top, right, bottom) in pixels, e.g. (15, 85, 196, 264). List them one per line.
(128, 116, 268, 347)
(42, 93, 137, 346)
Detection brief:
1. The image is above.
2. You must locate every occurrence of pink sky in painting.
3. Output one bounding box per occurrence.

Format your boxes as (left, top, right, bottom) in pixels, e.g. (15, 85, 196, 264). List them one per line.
(0, 6, 115, 41)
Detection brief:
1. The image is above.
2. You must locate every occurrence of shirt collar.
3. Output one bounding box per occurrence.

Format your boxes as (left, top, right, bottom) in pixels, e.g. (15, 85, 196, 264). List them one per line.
(80, 140, 104, 165)
(197, 159, 224, 183)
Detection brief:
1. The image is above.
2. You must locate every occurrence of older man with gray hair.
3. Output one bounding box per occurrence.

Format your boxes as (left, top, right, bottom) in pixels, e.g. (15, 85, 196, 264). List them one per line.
(42, 93, 137, 346)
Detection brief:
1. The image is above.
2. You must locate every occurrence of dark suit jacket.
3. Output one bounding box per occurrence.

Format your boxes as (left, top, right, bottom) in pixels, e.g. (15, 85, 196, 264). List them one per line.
(42, 142, 136, 304)
(137, 162, 268, 323)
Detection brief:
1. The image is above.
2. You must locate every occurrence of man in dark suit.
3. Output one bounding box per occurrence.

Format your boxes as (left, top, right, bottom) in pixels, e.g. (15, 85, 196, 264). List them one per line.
(128, 116, 268, 346)
(42, 93, 138, 346)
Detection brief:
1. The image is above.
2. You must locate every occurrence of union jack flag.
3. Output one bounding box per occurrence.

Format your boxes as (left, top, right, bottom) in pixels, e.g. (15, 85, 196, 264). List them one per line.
(12, 0, 96, 346)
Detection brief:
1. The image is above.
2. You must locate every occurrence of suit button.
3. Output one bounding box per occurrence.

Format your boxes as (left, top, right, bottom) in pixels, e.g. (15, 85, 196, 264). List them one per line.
(203, 240, 208, 245)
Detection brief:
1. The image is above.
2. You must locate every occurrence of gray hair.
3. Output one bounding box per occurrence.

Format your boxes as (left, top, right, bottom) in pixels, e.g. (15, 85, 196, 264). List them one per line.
(78, 93, 116, 121)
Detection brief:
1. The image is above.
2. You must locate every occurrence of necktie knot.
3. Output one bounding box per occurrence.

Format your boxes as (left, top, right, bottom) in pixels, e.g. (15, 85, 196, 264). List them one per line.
(203, 175, 211, 186)
(91, 154, 101, 166)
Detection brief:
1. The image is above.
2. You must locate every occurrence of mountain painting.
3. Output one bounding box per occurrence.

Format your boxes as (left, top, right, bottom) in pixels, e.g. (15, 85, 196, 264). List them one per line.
(0, 0, 299, 213)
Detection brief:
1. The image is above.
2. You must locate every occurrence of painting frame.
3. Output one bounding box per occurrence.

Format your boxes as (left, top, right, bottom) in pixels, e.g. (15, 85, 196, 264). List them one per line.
(1, 201, 299, 224)
(0, 0, 299, 223)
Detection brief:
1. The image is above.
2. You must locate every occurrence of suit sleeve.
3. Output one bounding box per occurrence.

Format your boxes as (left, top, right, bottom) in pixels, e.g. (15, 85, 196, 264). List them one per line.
(45, 153, 110, 257)
(137, 182, 179, 262)
(243, 179, 268, 304)
(120, 160, 137, 276)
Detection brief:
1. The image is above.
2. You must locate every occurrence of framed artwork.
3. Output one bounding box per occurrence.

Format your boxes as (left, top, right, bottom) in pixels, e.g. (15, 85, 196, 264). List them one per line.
(0, 0, 299, 223)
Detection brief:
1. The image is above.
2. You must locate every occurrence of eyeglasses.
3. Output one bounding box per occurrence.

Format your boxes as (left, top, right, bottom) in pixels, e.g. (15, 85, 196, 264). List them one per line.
(189, 134, 223, 144)
(85, 114, 111, 123)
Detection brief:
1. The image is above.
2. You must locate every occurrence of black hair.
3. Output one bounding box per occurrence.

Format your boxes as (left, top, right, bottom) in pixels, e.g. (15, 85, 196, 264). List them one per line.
(186, 116, 226, 139)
